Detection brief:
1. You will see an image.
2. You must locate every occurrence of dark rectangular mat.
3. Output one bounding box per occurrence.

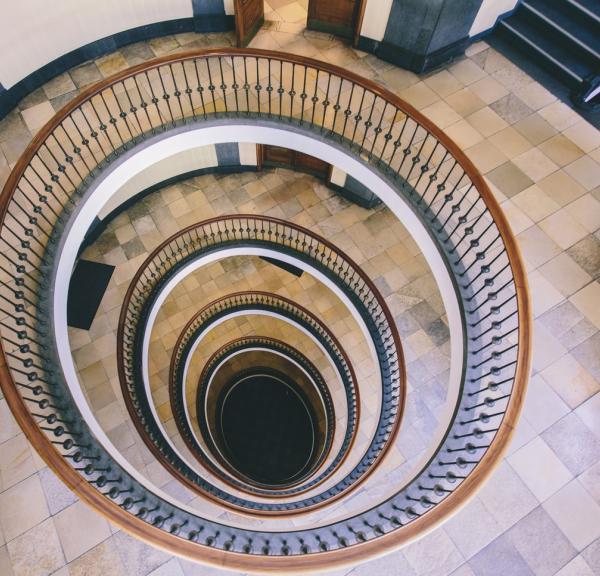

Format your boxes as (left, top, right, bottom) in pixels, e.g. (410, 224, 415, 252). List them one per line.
(67, 259, 115, 330)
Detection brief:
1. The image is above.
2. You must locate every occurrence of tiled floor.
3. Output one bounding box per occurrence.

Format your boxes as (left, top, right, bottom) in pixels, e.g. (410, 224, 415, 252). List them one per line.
(71, 168, 450, 529)
(0, 15, 599, 576)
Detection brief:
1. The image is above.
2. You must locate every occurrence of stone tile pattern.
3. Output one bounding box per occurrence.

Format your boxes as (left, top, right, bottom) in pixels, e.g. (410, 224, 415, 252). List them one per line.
(72, 165, 450, 530)
(0, 16, 599, 576)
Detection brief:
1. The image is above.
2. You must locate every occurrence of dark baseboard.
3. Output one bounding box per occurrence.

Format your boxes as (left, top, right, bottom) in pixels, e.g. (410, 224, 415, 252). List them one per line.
(194, 13, 235, 33)
(0, 15, 234, 121)
(357, 35, 468, 74)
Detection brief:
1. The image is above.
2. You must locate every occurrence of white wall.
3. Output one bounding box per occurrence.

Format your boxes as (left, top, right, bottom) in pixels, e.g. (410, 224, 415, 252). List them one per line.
(0, 0, 193, 88)
(470, 0, 519, 37)
(98, 142, 257, 218)
(224, 0, 235, 15)
(359, 0, 393, 41)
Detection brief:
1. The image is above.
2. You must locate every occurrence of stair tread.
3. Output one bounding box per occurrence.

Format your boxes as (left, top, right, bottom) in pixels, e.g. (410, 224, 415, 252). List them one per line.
(501, 15, 595, 82)
(524, 0, 600, 60)
(565, 0, 600, 23)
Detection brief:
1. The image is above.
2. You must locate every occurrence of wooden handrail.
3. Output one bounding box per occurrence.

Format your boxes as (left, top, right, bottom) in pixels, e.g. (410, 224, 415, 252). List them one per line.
(187, 335, 338, 492)
(0, 47, 531, 572)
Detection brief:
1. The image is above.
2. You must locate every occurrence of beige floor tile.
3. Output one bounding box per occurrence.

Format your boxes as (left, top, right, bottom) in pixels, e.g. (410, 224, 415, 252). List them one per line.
(539, 253, 592, 297)
(562, 121, 600, 154)
(563, 156, 600, 191)
(508, 437, 572, 501)
(6, 518, 64, 576)
(538, 101, 581, 131)
(514, 113, 557, 145)
(95, 53, 129, 77)
(539, 134, 585, 167)
(513, 185, 560, 222)
(445, 119, 484, 149)
(518, 226, 561, 268)
(0, 546, 12, 576)
(0, 435, 35, 493)
(514, 81, 557, 111)
(42, 73, 76, 100)
(489, 126, 532, 158)
(421, 100, 462, 128)
(528, 270, 564, 317)
(532, 322, 568, 373)
(448, 58, 487, 86)
(423, 69, 463, 98)
(469, 76, 509, 104)
(0, 475, 49, 542)
(576, 392, 600, 439)
(0, 400, 20, 445)
(513, 147, 559, 182)
(54, 500, 111, 562)
(570, 281, 600, 329)
(445, 88, 486, 117)
(67, 538, 126, 576)
(20, 101, 54, 132)
(465, 140, 508, 173)
(542, 354, 600, 409)
(500, 200, 534, 235)
(565, 195, 600, 233)
(487, 161, 533, 197)
(539, 210, 588, 250)
(544, 479, 600, 550)
(466, 106, 509, 137)
(522, 373, 570, 433)
(399, 81, 439, 110)
(537, 170, 587, 206)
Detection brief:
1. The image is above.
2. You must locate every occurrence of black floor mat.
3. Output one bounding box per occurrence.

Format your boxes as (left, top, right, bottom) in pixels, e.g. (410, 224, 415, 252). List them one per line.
(67, 259, 115, 330)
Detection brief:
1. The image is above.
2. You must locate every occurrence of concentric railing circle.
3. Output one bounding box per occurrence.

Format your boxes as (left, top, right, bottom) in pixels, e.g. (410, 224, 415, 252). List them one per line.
(118, 217, 404, 513)
(0, 47, 531, 572)
(190, 335, 339, 492)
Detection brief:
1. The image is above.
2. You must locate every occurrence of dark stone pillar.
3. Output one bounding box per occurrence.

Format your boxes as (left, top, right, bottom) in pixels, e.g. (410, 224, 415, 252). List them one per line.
(192, 0, 235, 32)
(360, 0, 483, 73)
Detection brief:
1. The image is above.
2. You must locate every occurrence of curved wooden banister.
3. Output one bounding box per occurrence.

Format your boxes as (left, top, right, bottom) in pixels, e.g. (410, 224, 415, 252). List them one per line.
(189, 335, 338, 492)
(117, 214, 405, 514)
(0, 47, 531, 572)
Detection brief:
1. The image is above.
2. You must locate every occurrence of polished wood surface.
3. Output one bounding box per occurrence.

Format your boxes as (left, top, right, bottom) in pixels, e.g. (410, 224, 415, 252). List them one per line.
(307, 0, 364, 40)
(0, 47, 531, 573)
(260, 144, 330, 178)
(235, 0, 264, 47)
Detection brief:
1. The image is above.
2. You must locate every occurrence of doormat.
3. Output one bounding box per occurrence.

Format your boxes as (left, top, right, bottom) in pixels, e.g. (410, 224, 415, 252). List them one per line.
(67, 259, 115, 330)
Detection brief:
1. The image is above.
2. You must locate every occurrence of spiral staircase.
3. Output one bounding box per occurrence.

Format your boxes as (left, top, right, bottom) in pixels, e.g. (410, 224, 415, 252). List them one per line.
(0, 48, 531, 573)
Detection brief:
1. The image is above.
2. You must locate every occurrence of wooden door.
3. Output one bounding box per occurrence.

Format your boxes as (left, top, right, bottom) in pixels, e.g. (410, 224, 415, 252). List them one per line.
(307, 0, 365, 42)
(234, 0, 264, 47)
(259, 145, 330, 179)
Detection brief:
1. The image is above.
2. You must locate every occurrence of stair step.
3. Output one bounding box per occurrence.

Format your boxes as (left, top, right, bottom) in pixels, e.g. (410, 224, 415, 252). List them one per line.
(523, 0, 600, 63)
(563, 0, 600, 26)
(498, 16, 593, 87)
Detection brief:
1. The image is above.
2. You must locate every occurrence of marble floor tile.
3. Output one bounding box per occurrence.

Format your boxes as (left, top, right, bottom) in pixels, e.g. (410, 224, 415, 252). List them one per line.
(0, 475, 49, 542)
(53, 500, 111, 562)
(469, 533, 534, 576)
(508, 437, 572, 501)
(506, 506, 575, 576)
(544, 480, 600, 550)
(6, 518, 64, 576)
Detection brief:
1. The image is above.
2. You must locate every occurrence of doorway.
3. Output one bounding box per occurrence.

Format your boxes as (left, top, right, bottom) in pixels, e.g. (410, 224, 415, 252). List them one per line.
(235, 0, 366, 48)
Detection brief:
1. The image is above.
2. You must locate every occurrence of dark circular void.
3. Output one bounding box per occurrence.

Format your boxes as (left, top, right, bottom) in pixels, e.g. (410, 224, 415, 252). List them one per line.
(219, 373, 315, 486)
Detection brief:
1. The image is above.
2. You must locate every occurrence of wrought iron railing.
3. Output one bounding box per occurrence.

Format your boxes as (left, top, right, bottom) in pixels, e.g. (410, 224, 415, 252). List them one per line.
(189, 335, 338, 492)
(118, 217, 403, 513)
(0, 48, 530, 571)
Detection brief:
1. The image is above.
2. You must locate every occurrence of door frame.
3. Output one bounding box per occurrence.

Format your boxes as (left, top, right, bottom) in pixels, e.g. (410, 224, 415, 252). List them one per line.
(234, 0, 265, 47)
(306, 0, 367, 47)
(235, 0, 368, 48)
